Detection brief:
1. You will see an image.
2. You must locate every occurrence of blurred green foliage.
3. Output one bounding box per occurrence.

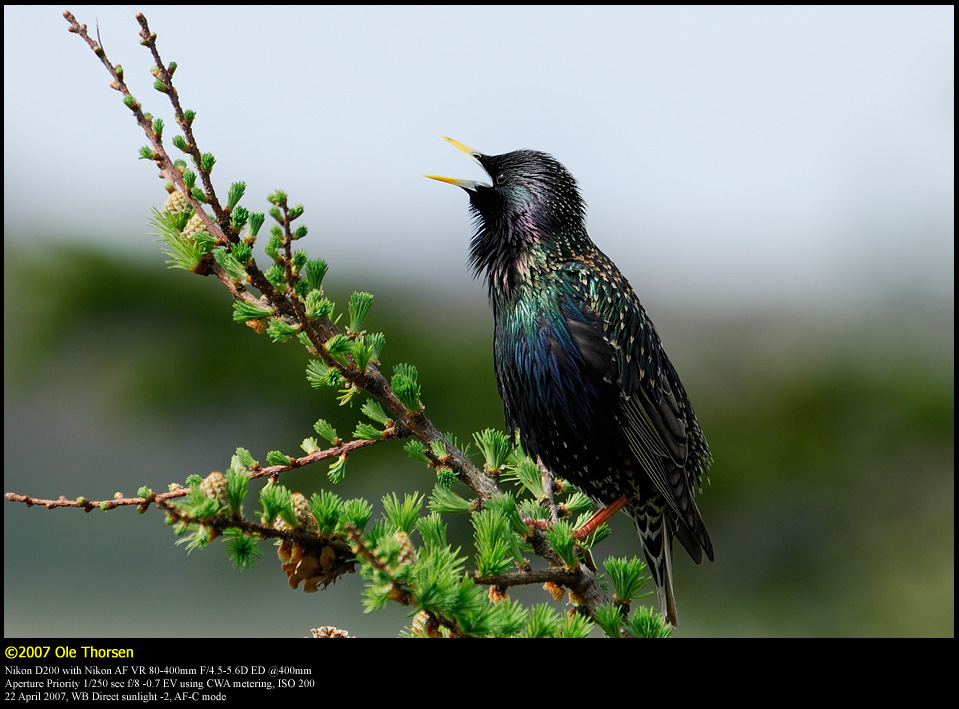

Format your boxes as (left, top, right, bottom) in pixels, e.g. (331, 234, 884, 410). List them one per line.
(3, 243, 953, 637)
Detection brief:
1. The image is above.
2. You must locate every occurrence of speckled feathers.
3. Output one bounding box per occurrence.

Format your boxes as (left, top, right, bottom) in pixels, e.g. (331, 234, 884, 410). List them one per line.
(430, 142, 713, 625)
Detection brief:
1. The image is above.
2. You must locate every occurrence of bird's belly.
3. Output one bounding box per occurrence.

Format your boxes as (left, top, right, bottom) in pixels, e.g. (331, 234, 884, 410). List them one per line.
(495, 324, 639, 505)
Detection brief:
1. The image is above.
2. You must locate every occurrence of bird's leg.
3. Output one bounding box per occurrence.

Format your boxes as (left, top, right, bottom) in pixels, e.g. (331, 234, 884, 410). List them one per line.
(538, 457, 561, 524)
(571, 495, 630, 540)
(523, 492, 631, 540)
(521, 459, 563, 532)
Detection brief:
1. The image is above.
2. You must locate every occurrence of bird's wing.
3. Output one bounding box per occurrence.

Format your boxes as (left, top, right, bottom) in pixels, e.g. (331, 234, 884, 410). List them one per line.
(557, 264, 707, 547)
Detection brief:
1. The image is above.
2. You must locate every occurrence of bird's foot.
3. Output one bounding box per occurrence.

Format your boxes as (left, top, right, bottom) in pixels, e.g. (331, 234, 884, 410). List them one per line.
(523, 516, 553, 532)
(521, 495, 630, 540)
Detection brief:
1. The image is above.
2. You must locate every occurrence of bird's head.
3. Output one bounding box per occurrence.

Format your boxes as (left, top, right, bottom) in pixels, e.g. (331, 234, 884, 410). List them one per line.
(426, 137, 588, 286)
(426, 136, 585, 235)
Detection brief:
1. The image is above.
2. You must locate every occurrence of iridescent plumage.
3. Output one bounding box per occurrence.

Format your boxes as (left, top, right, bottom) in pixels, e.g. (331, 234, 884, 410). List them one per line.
(428, 139, 713, 625)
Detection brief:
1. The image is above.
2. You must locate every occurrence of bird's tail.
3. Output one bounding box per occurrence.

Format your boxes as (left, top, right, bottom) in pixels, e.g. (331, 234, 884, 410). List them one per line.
(629, 501, 679, 626)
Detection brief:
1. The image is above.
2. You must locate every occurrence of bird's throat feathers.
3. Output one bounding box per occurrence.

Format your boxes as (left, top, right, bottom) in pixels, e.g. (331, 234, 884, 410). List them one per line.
(467, 198, 589, 302)
(468, 206, 536, 299)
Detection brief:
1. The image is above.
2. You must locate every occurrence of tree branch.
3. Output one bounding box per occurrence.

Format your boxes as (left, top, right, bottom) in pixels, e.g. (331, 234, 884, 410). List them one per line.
(4, 11, 660, 637)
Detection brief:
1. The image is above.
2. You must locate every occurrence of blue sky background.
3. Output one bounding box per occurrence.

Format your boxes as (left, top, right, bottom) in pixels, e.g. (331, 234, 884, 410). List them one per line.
(4, 5, 953, 312)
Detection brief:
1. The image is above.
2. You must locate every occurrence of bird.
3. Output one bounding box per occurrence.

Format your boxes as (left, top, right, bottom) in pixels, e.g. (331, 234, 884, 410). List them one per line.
(426, 136, 713, 626)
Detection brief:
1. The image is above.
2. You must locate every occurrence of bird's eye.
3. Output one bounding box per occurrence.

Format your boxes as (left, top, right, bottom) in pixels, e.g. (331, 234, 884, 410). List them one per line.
(495, 173, 507, 185)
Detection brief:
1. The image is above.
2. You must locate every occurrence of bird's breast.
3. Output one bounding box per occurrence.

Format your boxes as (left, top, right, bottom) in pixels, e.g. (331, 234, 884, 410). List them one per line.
(493, 294, 604, 442)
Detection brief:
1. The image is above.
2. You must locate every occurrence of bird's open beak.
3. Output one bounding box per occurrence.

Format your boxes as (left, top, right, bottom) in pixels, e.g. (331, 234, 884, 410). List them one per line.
(424, 136, 489, 192)
(439, 136, 483, 162)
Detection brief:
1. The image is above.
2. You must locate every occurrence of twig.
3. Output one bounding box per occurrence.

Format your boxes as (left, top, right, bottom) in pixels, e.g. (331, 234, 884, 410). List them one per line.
(41, 11, 623, 627)
(5, 434, 391, 512)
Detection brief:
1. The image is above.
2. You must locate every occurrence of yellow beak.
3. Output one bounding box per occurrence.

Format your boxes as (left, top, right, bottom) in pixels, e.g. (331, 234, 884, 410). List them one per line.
(424, 136, 488, 191)
(437, 135, 482, 160)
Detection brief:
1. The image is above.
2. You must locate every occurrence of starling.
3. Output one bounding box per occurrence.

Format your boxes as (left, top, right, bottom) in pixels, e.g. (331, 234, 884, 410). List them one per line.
(427, 137, 713, 626)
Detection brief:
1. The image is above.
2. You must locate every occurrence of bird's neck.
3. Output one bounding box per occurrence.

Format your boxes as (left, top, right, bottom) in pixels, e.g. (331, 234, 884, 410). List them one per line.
(475, 226, 590, 308)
